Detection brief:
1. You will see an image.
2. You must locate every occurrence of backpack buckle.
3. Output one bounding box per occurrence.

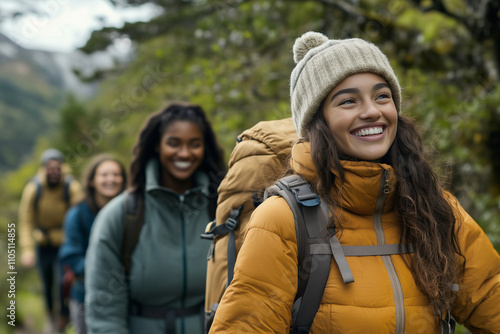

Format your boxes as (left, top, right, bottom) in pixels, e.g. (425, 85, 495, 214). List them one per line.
(225, 217, 238, 231)
(225, 206, 242, 231)
(293, 188, 321, 207)
(296, 192, 321, 207)
(281, 176, 321, 207)
(200, 233, 215, 240)
(201, 220, 216, 240)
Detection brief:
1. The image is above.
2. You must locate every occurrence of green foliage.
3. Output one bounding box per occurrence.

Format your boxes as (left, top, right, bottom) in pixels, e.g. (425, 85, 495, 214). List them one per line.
(58, 1, 500, 252)
(456, 324, 472, 334)
(2, 138, 53, 200)
(81, 1, 335, 158)
(4, 162, 38, 201)
(55, 95, 93, 176)
(397, 9, 459, 44)
(399, 65, 500, 250)
(58, 95, 89, 149)
(2, 1, 499, 238)
(1, 2, 500, 329)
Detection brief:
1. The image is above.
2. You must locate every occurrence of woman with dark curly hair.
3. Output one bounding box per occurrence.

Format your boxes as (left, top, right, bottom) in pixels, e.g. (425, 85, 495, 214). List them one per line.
(210, 32, 500, 333)
(85, 103, 226, 334)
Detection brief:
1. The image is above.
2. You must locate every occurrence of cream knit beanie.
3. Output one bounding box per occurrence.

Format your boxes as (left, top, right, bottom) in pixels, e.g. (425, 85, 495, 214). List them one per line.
(290, 31, 402, 138)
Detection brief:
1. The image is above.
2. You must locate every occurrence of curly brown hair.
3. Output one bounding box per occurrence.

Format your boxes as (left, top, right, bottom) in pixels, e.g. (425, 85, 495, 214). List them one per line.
(305, 111, 464, 316)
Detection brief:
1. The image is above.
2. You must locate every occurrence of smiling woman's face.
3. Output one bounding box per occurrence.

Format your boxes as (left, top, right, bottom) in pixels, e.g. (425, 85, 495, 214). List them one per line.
(157, 120, 205, 193)
(91, 160, 124, 200)
(322, 72, 398, 161)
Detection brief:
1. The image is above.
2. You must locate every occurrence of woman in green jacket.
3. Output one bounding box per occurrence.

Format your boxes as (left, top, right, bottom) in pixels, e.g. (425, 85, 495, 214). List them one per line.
(85, 103, 226, 334)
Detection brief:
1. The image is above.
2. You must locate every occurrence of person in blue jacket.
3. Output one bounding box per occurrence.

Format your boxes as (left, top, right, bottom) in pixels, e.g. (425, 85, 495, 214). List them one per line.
(59, 154, 127, 334)
(84, 103, 226, 334)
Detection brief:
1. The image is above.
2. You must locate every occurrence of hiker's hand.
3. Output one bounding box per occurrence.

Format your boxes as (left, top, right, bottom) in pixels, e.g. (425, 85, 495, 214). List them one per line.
(21, 253, 35, 268)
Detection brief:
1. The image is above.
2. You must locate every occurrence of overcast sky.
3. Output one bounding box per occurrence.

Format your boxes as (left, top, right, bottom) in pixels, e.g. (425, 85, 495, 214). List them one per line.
(0, 0, 159, 53)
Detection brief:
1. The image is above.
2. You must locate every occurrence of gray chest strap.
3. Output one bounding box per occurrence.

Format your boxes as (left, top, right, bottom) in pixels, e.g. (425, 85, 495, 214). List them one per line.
(311, 240, 414, 284)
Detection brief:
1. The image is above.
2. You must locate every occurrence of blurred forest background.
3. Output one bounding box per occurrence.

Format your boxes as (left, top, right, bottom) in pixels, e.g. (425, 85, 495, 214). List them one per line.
(1, 0, 499, 333)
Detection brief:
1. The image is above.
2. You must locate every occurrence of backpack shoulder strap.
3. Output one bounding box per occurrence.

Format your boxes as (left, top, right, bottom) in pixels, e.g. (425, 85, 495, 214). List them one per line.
(201, 205, 243, 286)
(121, 192, 143, 277)
(63, 176, 73, 206)
(33, 176, 42, 216)
(78, 202, 92, 248)
(265, 175, 331, 334)
(33, 175, 73, 210)
(208, 189, 218, 221)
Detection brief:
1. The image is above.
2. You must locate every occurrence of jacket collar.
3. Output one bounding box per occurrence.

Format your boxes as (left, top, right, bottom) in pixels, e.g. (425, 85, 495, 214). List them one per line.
(290, 142, 396, 215)
(145, 158, 210, 196)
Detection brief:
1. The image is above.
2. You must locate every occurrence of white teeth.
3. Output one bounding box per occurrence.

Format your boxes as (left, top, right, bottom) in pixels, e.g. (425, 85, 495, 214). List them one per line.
(174, 161, 192, 168)
(354, 127, 383, 136)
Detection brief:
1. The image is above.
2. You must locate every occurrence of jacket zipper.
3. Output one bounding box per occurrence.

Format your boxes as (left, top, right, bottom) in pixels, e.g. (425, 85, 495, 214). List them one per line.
(179, 194, 187, 334)
(373, 169, 405, 333)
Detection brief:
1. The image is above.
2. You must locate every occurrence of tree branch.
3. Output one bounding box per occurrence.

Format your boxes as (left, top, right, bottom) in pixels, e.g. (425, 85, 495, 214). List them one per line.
(287, 0, 362, 17)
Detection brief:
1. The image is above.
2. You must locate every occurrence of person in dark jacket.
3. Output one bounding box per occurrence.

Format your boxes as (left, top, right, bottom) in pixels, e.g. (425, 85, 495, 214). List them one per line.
(59, 154, 127, 334)
(85, 103, 226, 334)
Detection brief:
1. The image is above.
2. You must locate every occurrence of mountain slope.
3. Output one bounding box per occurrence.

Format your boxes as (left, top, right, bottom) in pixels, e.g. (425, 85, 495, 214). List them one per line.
(0, 33, 98, 172)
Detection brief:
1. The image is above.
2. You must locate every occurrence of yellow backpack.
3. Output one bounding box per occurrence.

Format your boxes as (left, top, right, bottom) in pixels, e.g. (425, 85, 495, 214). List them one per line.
(202, 118, 342, 333)
(202, 118, 457, 334)
(202, 118, 297, 328)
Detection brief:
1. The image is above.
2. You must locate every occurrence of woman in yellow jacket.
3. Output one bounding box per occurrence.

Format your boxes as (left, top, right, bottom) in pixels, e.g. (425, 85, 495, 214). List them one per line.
(210, 32, 500, 333)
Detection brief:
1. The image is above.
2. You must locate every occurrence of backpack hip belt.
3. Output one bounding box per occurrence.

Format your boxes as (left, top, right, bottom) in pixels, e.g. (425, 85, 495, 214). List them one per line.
(129, 300, 203, 332)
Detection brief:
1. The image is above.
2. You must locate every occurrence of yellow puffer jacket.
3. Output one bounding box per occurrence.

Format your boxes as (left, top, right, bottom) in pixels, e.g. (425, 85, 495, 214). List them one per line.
(210, 142, 500, 333)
